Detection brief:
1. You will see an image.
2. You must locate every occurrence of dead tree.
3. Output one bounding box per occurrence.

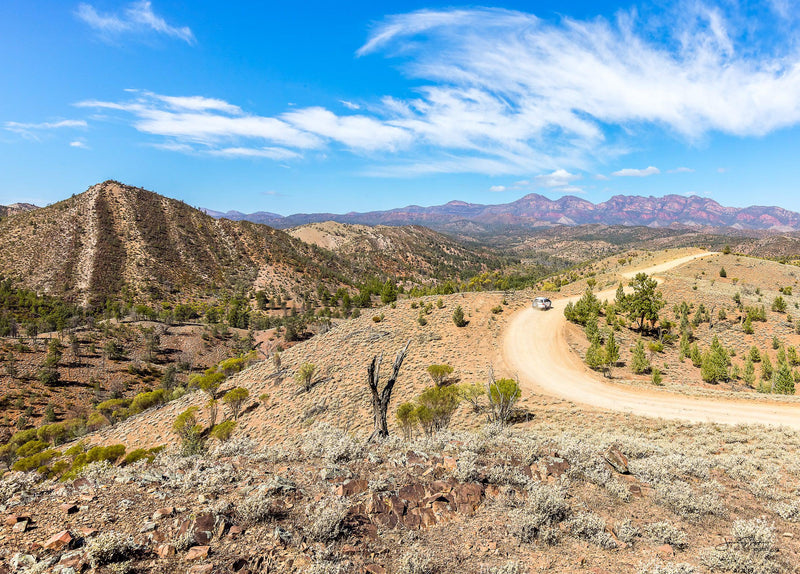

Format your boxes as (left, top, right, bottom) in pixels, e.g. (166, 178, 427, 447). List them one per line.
(367, 340, 411, 443)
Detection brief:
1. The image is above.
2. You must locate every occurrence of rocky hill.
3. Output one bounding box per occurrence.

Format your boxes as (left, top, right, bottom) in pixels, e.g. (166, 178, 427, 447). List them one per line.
(0, 202, 38, 220)
(0, 181, 361, 309)
(205, 193, 800, 232)
(288, 221, 508, 281)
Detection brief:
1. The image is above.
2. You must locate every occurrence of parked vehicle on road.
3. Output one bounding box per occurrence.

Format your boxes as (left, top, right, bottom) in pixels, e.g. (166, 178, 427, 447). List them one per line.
(532, 296, 552, 310)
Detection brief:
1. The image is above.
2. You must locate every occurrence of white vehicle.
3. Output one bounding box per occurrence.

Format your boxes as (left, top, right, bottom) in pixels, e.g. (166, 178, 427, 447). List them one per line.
(532, 296, 552, 310)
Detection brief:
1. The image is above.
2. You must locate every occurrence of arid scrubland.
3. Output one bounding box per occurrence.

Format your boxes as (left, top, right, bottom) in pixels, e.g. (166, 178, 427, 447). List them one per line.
(4, 248, 800, 572)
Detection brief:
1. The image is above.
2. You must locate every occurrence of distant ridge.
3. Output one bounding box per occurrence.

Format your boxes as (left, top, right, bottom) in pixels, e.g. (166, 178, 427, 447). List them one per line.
(204, 193, 800, 231)
(0, 202, 39, 219)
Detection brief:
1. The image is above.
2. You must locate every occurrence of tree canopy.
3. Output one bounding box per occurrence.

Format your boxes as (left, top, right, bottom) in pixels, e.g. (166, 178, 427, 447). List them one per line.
(627, 273, 665, 331)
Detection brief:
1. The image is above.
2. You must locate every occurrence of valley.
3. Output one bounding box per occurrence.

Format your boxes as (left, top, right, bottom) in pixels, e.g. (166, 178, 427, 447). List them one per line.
(3, 184, 800, 573)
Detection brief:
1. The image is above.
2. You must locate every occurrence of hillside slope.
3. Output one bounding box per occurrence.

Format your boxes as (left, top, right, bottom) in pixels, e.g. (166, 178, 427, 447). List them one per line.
(288, 221, 508, 281)
(0, 181, 351, 308)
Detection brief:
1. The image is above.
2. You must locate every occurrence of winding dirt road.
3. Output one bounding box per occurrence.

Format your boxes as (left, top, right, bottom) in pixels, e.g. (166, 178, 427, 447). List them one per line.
(503, 252, 800, 429)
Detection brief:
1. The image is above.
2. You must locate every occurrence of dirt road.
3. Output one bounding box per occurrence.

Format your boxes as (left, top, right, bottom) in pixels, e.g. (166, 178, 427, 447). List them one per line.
(503, 251, 800, 429)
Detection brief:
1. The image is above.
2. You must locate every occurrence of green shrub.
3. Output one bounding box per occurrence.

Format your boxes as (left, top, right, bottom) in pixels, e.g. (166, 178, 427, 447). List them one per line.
(631, 340, 650, 374)
(173, 406, 205, 456)
(12, 448, 59, 472)
(129, 389, 167, 414)
(210, 420, 236, 441)
(772, 296, 787, 313)
(426, 364, 454, 387)
(452, 305, 467, 327)
(223, 387, 250, 420)
(16, 439, 48, 458)
(63, 442, 84, 459)
(294, 363, 317, 392)
(396, 402, 417, 440)
(700, 336, 729, 383)
(486, 378, 521, 425)
(37, 423, 68, 445)
(86, 444, 126, 464)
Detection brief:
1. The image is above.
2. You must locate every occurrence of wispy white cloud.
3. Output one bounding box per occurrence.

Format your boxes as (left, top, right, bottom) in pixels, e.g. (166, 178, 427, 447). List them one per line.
(66, 5, 800, 175)
(76, 90, 411, 158)
(208, 147, 301, 160)
(534, 169, 582, 188)
(69, 140, 89, 149)
(5, 119, 86, 132)
(280, 107, 411, 152)
(669, 167, 695, 173)
(489, 185, 507, 192)
(76, 1, 194, 44)
(612, 166, 660, 177)
(4, 119, 87, 140)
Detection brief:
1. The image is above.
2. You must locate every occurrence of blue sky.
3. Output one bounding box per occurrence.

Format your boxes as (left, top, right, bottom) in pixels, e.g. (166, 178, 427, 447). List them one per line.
(2, 0, 800, 215)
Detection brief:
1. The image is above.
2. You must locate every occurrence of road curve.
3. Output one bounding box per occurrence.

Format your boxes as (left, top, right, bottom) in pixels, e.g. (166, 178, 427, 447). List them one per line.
(503, 252, 800, 429)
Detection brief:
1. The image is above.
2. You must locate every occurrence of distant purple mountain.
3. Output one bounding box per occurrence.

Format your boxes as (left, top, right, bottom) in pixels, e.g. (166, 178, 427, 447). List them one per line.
(202, 193, 800, 231)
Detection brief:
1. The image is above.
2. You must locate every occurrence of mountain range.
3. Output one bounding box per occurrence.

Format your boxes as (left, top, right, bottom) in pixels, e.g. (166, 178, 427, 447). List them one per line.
(0, 181, 503, 307)
(203, 193, 800, 232)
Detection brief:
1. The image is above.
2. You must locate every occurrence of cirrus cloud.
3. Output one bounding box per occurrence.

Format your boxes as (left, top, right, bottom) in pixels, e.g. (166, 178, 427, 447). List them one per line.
(612, 166, 661, 177)
(76, 1, 195, 45)
(62, 4, 800, 176)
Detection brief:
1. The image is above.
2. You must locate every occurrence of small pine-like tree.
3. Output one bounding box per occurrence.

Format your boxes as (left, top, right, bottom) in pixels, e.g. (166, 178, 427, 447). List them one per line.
(788, 346, 800, 366)
(749, 346, 761, 363)
(585, 339, 605, 371)
(772, 361, 795, 395)
(679, 332, 691, 361)
(604, 331, 620, 378)
(743, 356, 756, 386)
(719, 267, 727, 278)
(651, 367, 663, 385)
(452, 305, 467, 327)
(772, 296, 787, 313)
(630, 340, 650, 374)
(743, 316, 754, 334)
(615, 283, 628, 313)
(690, 343, 702, 367)
(700, 337, 729, 384)
(584, 314, 600, 344)
(761, 354, 773, 381)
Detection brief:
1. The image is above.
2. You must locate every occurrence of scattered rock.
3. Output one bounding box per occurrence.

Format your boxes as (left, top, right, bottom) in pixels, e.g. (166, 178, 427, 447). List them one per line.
(185, 545, 211, 561)
(59, 503, 79, 515)
(152, 507, 174, 520)
(603, 446, 630, 474)
(656, 544, 674, 558)
(11, 520, 28, 533)
(43, 530, 72, 551)
(335, 479, 368, 497)
(140, 521, 157, 533)
(156, 544, 176, 558)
